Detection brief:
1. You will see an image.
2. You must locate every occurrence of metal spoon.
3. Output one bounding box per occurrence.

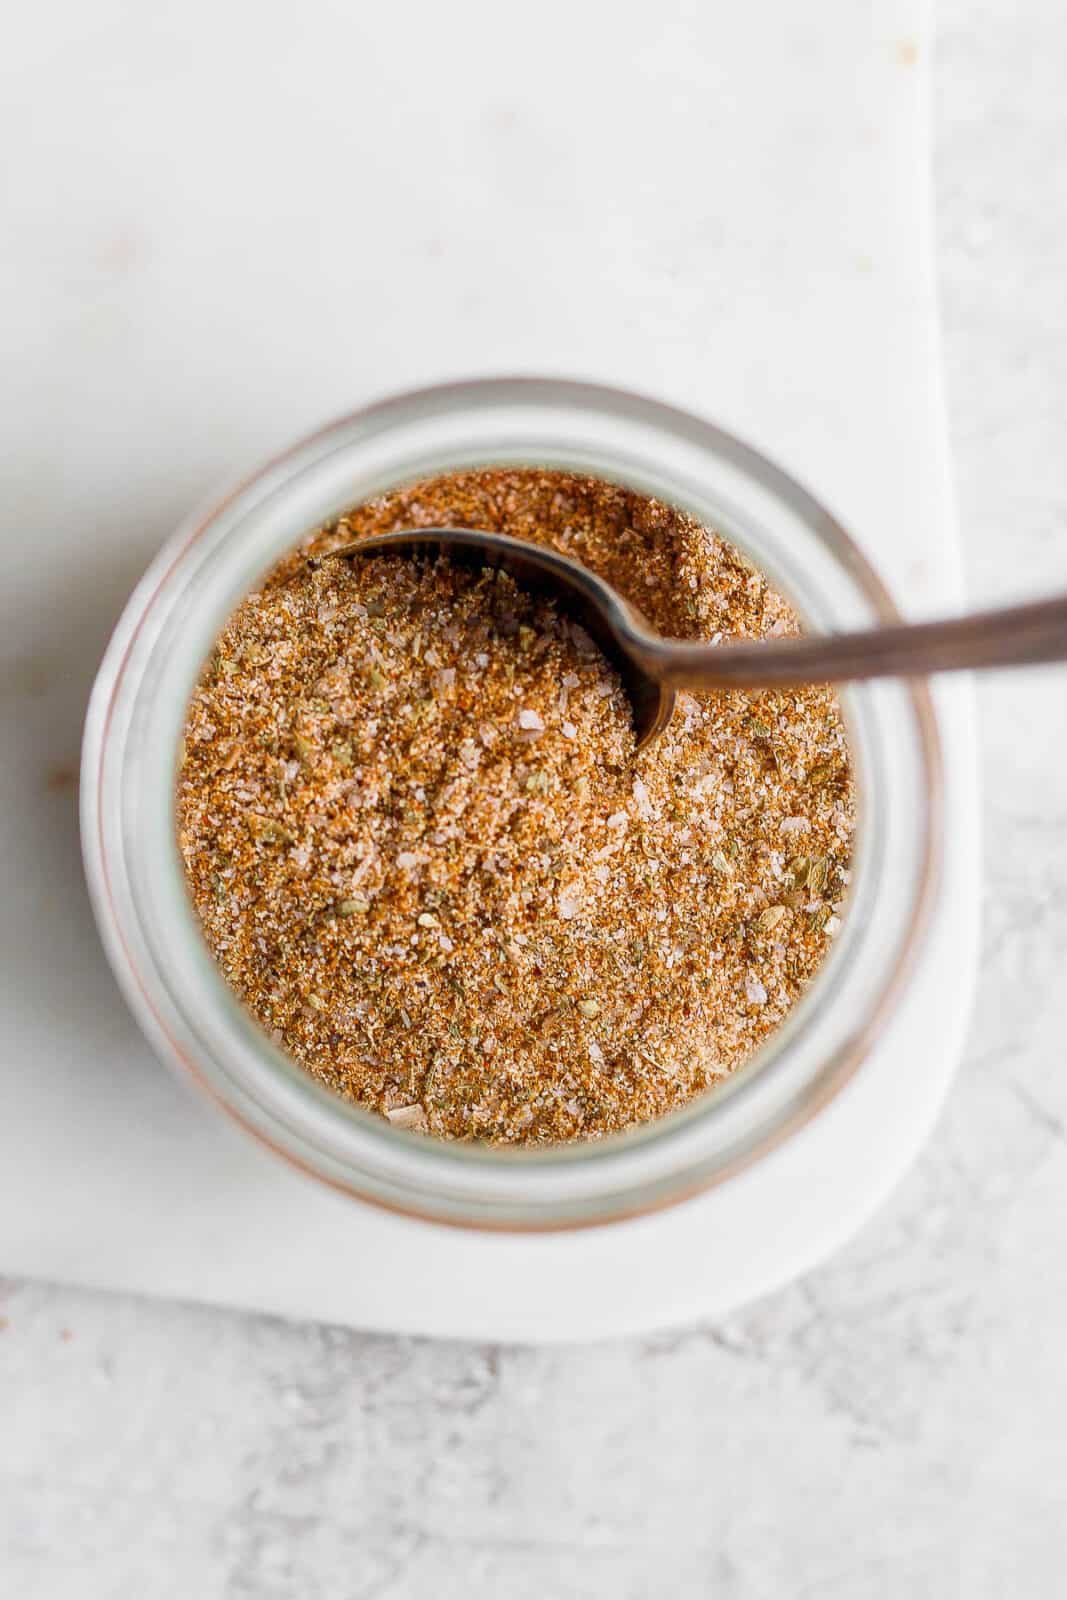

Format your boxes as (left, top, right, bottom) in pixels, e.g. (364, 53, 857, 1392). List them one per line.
(332, 527, 1067, 750)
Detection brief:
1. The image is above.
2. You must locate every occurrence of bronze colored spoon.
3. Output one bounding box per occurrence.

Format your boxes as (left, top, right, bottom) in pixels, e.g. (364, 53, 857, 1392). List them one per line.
(333, 527, 1067, 750)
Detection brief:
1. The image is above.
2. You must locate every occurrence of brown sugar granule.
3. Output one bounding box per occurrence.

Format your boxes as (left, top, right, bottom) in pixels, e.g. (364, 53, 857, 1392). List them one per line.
(178, 470, 855, 1144)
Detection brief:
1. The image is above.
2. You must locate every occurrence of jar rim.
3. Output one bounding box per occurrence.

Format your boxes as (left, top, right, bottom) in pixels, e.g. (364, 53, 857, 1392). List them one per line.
(81, 376, 943, 1229)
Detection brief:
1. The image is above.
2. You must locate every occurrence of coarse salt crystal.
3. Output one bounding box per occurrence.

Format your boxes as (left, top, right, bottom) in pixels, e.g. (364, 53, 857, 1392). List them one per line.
(386, 1104, 427, 1130)
(561, 721, 577, 740)
(780, 816, 809, 835)
(518, 708, 544, 731)
(745, 975, 768, 1005)
(562, 673, 580, 689)
(396, 851, 418, 870)
(607, 812, 628, 830)
(593, 864, 610, 883)
(474, 652, 489, 668)
(825, 914, 842, 936)
(558, 893, 580, 920)
(588, 1040, 605, 1064)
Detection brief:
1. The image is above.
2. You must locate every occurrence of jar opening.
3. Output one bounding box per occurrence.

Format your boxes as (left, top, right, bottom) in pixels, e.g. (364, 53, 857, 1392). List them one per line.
(82, 379, 942, 1227)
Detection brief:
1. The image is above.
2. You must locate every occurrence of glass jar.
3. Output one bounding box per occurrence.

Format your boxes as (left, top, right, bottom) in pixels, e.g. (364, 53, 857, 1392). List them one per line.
(81, 378, 941, 1229)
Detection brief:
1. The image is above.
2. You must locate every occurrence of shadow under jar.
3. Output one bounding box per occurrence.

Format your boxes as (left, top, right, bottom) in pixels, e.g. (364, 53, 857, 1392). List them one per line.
(82, 379, 942, 1229)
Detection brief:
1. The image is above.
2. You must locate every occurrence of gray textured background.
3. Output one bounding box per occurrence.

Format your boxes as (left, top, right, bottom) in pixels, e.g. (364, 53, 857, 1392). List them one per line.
(4, 2, 1067, 1594)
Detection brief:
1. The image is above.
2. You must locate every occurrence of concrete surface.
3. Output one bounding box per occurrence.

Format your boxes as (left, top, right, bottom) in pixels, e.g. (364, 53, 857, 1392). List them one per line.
(3, 0, 1067, 1594)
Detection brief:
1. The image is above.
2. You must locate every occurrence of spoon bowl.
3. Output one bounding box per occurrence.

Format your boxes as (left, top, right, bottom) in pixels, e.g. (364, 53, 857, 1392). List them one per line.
(332, 527, 676, 747)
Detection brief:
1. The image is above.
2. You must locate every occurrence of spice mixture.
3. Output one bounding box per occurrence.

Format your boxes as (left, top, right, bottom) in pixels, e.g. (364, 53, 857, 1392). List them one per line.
(178, 470, 854, 1143)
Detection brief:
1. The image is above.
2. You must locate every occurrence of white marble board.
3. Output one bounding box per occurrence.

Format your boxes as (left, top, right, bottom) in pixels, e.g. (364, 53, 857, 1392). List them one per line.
(0, 0, 978, 1339)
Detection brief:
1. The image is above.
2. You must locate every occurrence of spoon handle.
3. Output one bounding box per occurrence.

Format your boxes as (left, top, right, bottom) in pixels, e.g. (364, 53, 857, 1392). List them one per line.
(640, 593, 1067, 690)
